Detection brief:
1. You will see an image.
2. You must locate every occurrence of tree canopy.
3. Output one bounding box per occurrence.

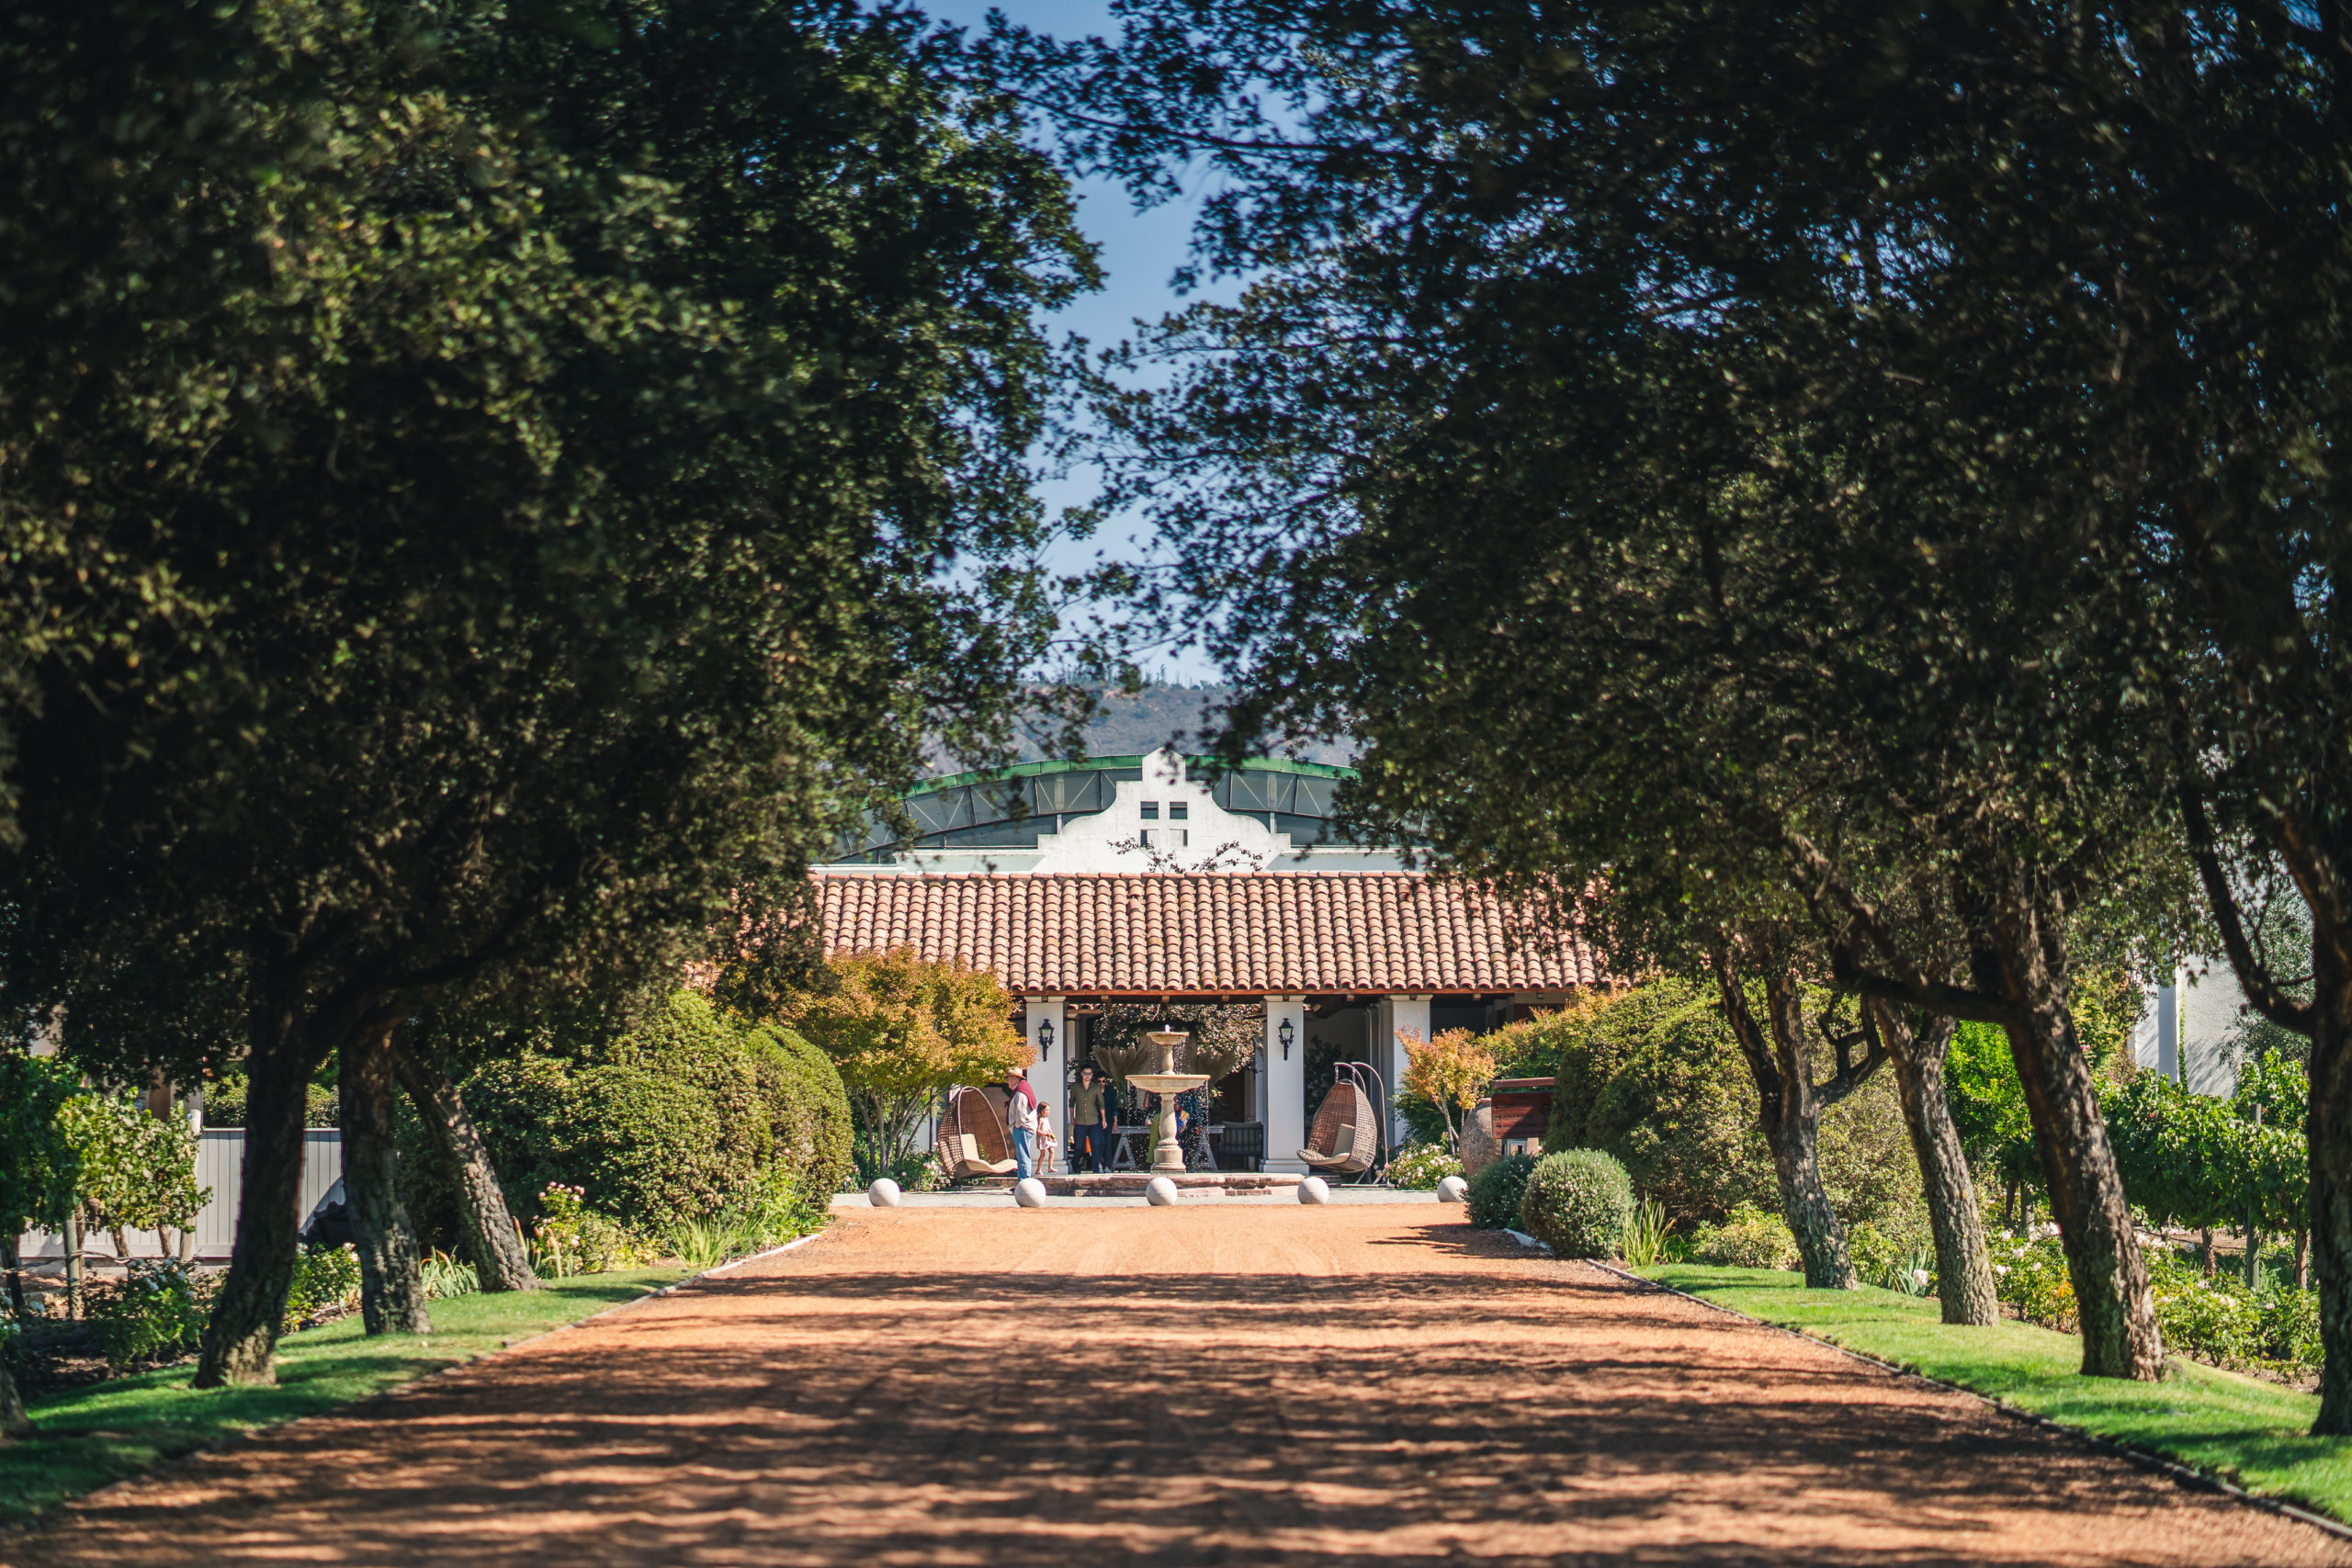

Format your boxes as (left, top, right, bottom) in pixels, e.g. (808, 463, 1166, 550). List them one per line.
(0, 0, 1094, 1385)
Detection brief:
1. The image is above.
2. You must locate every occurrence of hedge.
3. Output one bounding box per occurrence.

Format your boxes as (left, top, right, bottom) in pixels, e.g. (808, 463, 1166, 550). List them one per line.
(742, 1023, 854, 1199)
(401, 990, 852, 1241)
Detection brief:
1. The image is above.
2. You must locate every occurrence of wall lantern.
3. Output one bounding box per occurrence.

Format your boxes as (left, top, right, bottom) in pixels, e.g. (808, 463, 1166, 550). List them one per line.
(1278, 1017, 1295, 1061)
(1037, 1018, 1055, 1062)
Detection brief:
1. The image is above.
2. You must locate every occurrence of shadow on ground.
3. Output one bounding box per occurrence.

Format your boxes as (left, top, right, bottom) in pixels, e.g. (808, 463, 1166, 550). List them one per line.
(12, 1211, 2341, 1567)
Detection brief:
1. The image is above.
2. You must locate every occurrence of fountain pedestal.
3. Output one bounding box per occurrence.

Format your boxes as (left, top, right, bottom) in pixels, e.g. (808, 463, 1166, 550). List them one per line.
(1124, 1029, 1211, 1175)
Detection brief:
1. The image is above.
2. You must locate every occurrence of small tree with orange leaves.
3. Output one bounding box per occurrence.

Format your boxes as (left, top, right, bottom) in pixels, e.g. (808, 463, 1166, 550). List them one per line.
(1399, 1028, 1498, 1149)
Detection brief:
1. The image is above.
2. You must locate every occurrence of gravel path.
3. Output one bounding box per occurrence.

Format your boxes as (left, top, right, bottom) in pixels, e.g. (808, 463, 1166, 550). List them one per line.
(11, 1205, 2347, 1565)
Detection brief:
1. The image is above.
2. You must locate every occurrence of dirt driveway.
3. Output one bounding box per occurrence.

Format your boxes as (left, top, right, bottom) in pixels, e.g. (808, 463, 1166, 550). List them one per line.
(11, 1204, 2346, 1566)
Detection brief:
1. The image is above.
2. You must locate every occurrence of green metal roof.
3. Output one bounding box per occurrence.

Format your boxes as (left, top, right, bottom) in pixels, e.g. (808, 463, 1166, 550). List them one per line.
(910, 752, 1355, 797)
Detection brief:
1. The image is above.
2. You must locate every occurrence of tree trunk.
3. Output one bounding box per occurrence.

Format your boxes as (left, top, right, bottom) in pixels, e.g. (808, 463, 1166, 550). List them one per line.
(2200, 1228, 2216, 1277)
(1990, 911, 2163, 1380)
(342, 1023, 430, 1336)
(1761, 979, 1857, 1289)
(2306, 936, 2352, 1430)
(1870, 1001, 1999, 1325)
(2298, 1226, 2312, 1292)
(1712, 953, 1856, 1290)
(193, 1034, 315, 1388)
(390, 1041, 538, 1293)
(0, 1359, 25, 1439)
(62, 1209, 83, 1320)
(2, 1239, 22, 1317)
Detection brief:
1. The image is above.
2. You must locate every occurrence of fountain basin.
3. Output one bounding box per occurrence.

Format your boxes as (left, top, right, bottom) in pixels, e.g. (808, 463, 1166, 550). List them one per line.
(1125, 1072, 1212, 1096)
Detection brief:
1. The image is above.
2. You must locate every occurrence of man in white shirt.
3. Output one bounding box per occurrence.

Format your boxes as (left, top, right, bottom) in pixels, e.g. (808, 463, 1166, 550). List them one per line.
(1004, 1066, 1040, 1180)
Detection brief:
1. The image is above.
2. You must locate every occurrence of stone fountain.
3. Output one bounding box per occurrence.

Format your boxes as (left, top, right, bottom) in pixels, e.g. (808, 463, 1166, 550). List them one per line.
(1123, 1029, 1211, 1175)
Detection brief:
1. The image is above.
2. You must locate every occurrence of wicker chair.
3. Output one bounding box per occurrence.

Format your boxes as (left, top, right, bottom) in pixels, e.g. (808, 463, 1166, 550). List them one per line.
(937, 1086, 1018, 1179)
(1297, 1077, 1378, 1179)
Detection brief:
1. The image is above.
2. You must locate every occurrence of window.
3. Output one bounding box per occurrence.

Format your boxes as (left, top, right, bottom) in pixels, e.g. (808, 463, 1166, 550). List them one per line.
(1170, 801, 1188, 820)
(1140, 802, 1159, 819)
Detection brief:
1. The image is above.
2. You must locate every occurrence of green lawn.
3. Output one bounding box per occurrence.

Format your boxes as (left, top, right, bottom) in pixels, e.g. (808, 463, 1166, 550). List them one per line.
(0, 1268, 689, 1523)
(1647, 1264, 2352, 1522)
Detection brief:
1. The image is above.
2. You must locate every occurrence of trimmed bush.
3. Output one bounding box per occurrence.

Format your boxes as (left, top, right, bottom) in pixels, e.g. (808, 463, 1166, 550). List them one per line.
(453, 992, 771, 1234)
(1467, 1152, 1537, 1230)
(401, 991, 855, 1244)
(1693, 1203, 1799, 1269)
(1517, 1148, 1634, 1258)
(742, 1023, 855, 1197)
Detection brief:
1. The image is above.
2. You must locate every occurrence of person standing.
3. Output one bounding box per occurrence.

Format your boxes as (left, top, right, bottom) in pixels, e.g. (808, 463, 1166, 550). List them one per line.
(1004, 1066, 1039, 1181)
(1069, 1063, 1111, 1173)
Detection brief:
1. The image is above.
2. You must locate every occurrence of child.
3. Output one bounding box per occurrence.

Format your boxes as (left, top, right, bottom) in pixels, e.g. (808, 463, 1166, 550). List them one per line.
(1036, 1100, 1060, 1176)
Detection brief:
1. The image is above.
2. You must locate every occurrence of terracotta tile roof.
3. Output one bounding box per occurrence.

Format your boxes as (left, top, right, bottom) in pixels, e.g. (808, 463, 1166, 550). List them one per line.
(812, 872, 1600, 996)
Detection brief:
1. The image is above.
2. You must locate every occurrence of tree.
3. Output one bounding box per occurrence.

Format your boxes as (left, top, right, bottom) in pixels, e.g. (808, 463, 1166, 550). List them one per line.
(0, 0, 1092, 1386)
(764, 949, 1029, 1179)
(1397, 1028, 1497, 1150)
(56, 1090, 207, 1269)
(0, 1052, 79, 1435)
(990, 0, 2190, 1373)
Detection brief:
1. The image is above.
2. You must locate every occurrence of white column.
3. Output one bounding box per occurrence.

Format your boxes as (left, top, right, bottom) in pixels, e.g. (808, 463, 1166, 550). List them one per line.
(1262, 996, 1308, 1174)
(1025, 998, 1068, 1162)
(1380, 995, 1431, 1148)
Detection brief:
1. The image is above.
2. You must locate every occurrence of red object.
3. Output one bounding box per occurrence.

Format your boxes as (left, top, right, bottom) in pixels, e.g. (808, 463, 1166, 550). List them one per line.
(1490, 1077, 1554, 1143)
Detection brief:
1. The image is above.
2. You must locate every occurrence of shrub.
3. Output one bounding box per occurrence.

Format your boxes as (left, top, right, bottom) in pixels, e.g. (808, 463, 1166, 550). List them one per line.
(1848, 1219, 1936, 1296)
(1692, 1204, 1799, 1269)
(457, 992, 777, 1235)
(1467, 1153, 1537, 1230)
(2142, 1247, 2323, 1374)
(1987, 1233, 2075, 1329)
(283, 1242, 362, 1332)
(1387, 1142, 1464, 1190)
(1518, 1148, 1634, 1258)
(742, 1023, 855, 1197)
(529, 1184, 658, 1279)
(87, 1258, 212, 1369)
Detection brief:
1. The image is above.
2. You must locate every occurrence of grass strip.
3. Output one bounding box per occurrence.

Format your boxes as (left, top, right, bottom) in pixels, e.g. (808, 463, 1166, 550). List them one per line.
(1645, 1264, 2352, 1524)
(0, 1267, 690, 1524)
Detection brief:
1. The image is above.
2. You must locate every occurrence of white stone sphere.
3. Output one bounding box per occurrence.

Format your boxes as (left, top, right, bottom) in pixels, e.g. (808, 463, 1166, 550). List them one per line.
(1435, 1175, 1469, 1205)
(1013, 1178, 1048, 1208)
(867, 1179, 902, 1208)
(1297, 1176, 1330, 1205)
(1145, 1176, 1180, 1206)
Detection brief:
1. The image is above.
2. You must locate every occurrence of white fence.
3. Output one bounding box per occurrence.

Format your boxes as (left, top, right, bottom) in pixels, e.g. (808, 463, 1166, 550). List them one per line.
(17, 1128, 343, 1265)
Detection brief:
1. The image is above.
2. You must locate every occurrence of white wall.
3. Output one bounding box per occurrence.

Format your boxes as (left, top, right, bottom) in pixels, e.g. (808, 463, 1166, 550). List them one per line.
(1025, 997, 1068, 1166)
(1373, 995, 1430, 1149)
(1261, 997, 1308, 1173)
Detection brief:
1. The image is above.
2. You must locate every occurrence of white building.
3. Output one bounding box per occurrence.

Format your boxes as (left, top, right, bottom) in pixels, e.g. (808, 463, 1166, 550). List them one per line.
(820, 749, 1600, 1161)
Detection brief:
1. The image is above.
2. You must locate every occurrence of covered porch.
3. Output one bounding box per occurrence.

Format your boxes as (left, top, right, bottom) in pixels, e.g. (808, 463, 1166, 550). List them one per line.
(815, 870, 1602, 1177)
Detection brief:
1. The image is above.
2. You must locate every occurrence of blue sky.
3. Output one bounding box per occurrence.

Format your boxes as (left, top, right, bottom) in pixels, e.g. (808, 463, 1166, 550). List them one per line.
(923, 0, 1235, 682)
